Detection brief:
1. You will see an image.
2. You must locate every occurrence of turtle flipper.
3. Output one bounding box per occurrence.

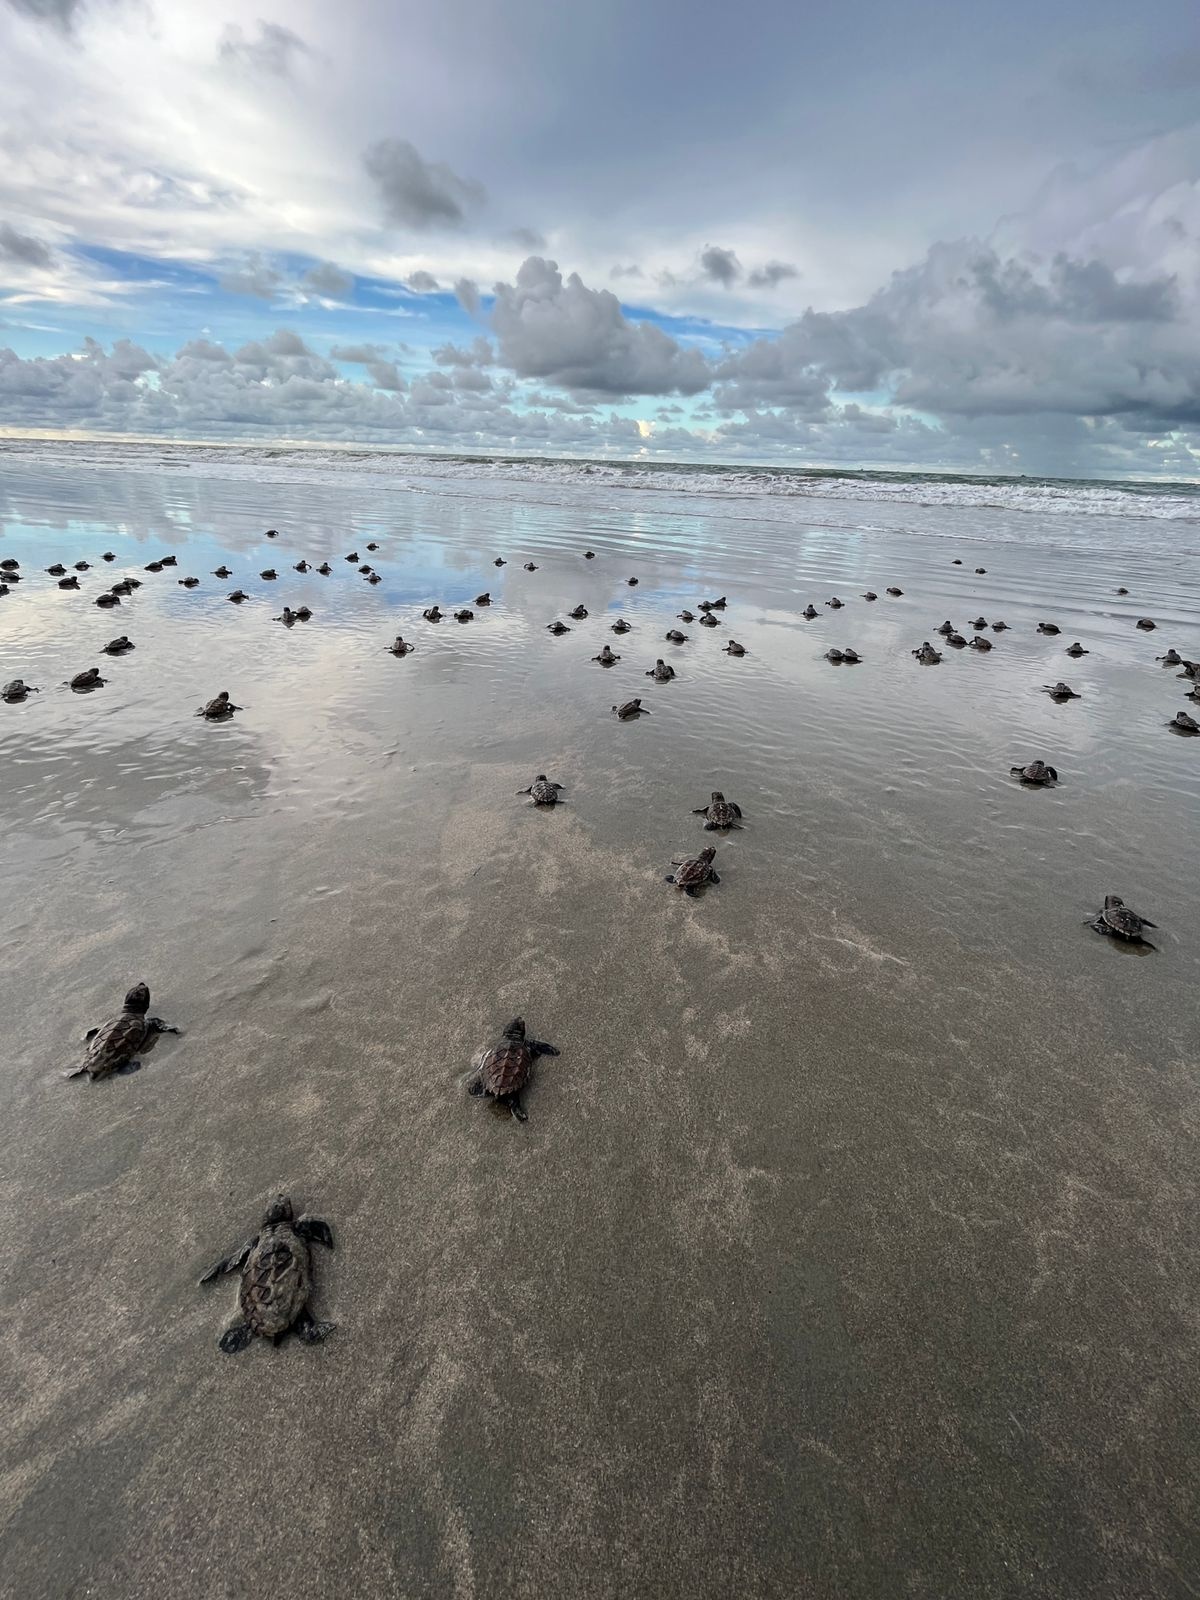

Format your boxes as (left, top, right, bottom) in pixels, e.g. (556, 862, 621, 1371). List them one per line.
(62, 1064, 89, 1079)
(684, 884, 699, 897)
(691, 807, 707, 814)
(296, 1306, 336, 1343)
(83, 1026, 100, 1041)
(731, 803, 743, 817)
(517, 786, 532, 795)
(664, 874, 677, 884)
(530, 1040, 559, 1057)
(148, 1017, 181, 1035)
(505, 1094, 528, 1123)
(296, 1217, 334, 1250)
(703, 821, 717, 831)
(708, 871, 721, 883)
(200, 1239, 256, 1284)
(218, 1322, 255, 1354)
(114, 1058, 142, 1075)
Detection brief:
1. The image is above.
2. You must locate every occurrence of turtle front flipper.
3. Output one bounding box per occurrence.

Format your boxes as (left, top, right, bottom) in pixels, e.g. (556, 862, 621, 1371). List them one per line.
(731, 804, 743, 817)
(467, 1074, 485, 1097)
(295, 1306, 336, 1343)
(664, 874, 677, 884)
(218, 1322, 255, 1354)
(295, 1216, 334, 1250)
(708, 871, 721, 883)
(83, 1026, 100, 1041)
(62, 1063, 90, 1079)
(200, 1238, 256, 1284)
(530, 1040, 559, 1057)
(517, 786, 533, 795)
(148, 1017, 181, 1035)
(691, 806, 707, 814)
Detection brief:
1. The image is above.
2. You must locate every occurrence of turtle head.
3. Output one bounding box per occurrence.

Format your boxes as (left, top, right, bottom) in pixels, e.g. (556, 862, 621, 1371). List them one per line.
(264, 1195, 294, 1227)
(711, 790, 725, 802)
(504, 1017, 527, 1041)
(700, 847, 717, 863)
(124, 982, 151, 1014)
(1104, 894, 1125, 910)
(535, 774, 547, 782)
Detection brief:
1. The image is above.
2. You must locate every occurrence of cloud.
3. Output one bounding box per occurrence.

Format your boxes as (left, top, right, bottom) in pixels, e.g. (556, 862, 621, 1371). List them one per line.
(218, 21, 310, 77)
(366, 360, 404, 391)
(330, 342, 388, 363)
(218, 254, 285, 300)
(609, 263, 642, 280)
(488, 256, 711, 398)
(455, 278, 481, 316)
(509, 226, 546, 250)
(406, 270, 440, 292)
(5, 0, 85, 29)
(301, 260, 353, 297)
(0, 223, 54, 269)
(432, 336, 493, 367)
(747, 260, 798, 289)
(363, 138, 486, 230)
(699, 245, 741, 287)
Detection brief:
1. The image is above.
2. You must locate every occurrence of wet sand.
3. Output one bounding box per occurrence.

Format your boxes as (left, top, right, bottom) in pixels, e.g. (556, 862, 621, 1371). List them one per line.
(1, 449, 1198, 1598)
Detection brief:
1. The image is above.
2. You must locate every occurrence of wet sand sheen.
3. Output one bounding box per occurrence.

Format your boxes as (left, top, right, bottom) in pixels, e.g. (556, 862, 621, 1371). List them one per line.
(1, 449, 1198, 1599)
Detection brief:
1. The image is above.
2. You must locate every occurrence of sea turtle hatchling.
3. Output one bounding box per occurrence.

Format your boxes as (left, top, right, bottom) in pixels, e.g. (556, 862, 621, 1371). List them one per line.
(913, 642, 942, 664)
(494, 556, 507, 566)
(646, 658, 676, 682)
(74, 561, 91, 571)
(825, 648, 845, 663)
(474, 593, 491, 606)
(274, 608, 298, 627)
(453, 609, 474, 623)
(179, 576, 200, 588)
(723, 640, 747, 655)
(57, 576, 80, 589)
(201, 1195, 335, 1353)
(937, 621, 956, 636)
(626, 576, 638, 586)
(295, 560, 310, 573)
(366, 573, 382, 585)
(47, 563, 67, 576)
(161, 557, 178, 567)
(524, 562, 539, 571)
(691, 792, 743, 829)
(422, 606, 443, 622)
(612, 697, 650, 719)
(1158, 649, 1184, 667)
(971, 617, 988, 630)
(584, 550, 595, 559)
(826, 597, 844, 609)
(260, 569, 277, 581)
(386, 636, 414, 656)
(547, 620, 571, 635)
(227, 590, 248, 603)
(1065, 642, 1088, 657)
(344, 551, 359, 562)
(678, 610, 695, 623)
(213, 566, 233, 578)
(969, 635, 993, 651)
(1037, 622, 1061, 635)
(518, 775, 565, 805)
(862, 591, 877, 601)
(103, 636, 134, 654)
(196, 690, 241, 720)
(1010, 759, 1058, 785)
(295, 606, 312, 621)
(802, 605, 819, 620)
(102, 551, 116, 562)
(887, 586, 904, 596)
(1086, 894, 1157, 946)
(1136, 619, 1156, 631)
(317, 563, 332, 575)
(593, 644, 620, 666)
(366, 542, 378, 551)
(665, 629, 688, 644)
(0, 558, 18, 571)
(946, 632, 968, 648)
(2, 679, 39, 702)
(992, 620, 1009, 632)
(1168, 710, 1200, 734)
(67, 668, 105, 691)
(145, 560, 164, 573)
(611, 618, 632, 634)
(665, 845, 720, 897)
(63, 982, 179, 1080)
(95, 593, 120, 608)
(467, 1017, 560, 1123)
(699, 612, 719, 627)
(1043, 681, 1080, 700)
(568, 605, 588, 620)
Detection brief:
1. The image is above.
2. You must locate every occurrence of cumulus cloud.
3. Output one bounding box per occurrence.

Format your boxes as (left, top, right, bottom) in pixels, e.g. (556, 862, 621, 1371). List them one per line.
(0, 222, 54, 268)
(218, 254, 285, 300)
(218, 21, 310, 77)
(432, 336, 493, 367)
(301, 260, 353, 297)
(330, 342, 388, 364)
(366, 360, 404, 391)
(406, 270, 440, 292)
(489, 256, 711, 398)
(699, 245, 741, 287)
(747, 260, 799, 289)
(363, 138, 486, 230)
(455, 278, 481, 316)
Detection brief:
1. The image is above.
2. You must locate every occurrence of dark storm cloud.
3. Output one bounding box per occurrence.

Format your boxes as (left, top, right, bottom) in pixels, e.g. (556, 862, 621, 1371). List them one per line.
(489, 256, 711, 397)
(363, 138, 486, 230)
(0, 222, 54, 268)
(747, 260, 799, 289)
(699, 245, 741, 287)
(218, 21, 310, 76)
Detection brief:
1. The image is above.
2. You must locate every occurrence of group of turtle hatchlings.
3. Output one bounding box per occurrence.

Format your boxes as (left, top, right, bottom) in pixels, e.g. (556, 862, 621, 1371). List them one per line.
(11, 538, 1181, 1350)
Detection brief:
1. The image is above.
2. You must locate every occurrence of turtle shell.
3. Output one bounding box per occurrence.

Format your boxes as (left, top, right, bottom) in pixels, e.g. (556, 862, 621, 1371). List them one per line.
(529, 779, 560, 804)
(80, 1008, 149, 1079)
(478, 1034, 533, 1098)
(1098, 898, 1150, 939)
(2, 679, 31, 700)
(239, 1222, 312, 1339)
(672, 851, 715, 887)
(706, 800, 738, 827)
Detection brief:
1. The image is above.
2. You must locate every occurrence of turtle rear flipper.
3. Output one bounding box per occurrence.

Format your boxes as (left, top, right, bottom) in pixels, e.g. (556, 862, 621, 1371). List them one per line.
(731, 804, 743, 817)
(504, 1094, 528, 1123)
(114, 1058, 142, 1075)
(295, 1216, 334, 1250)
(296, 1307, 336, 1343)
(708, 871, 721, 883)
(200, 1239, 256, 1284)
(684, 884, 699, 897)
(219, 1322, 255, 1354)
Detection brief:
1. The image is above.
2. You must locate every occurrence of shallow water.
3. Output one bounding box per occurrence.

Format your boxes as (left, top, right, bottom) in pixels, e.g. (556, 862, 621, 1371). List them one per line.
(1, 444, 1198, 1599)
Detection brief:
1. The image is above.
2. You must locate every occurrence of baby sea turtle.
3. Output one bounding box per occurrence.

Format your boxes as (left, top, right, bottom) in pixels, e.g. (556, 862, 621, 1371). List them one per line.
(699, 613, 719, 628)
(1010, 759, 1057, 785)
(518, 775, 565, 805)
(386, 636, 414, 656)
(58, 576, 80, 589)
(1185, 683, 1200, 702)
(1136, 618, 1156, 631)
(295, 560, 310, 573)
(524, 562, 538, 571)
(802, 605, 819, 620)
(969, 635, 993, 651)
(422, 605, 443, 622)
(825, 648, 845, 663)
(275, 608, 298, 627)
(1178, 661, 1200, 681)
(1168, 710, 1200, 734)
(1116, 586, 1129, 595)
(678, 610, 695, 622)
(95, 593, 120, 608)
(112, 578, 139, 594)
(179, 576, 200, 588)
(358, 564, 372, 575)
(0, 558, 18, 570)
(227, 590, 248, 603)
(145, 560, 164, 573)
(68, 668, 105, 691)
(345, 551, 359, 562)
(862, 591, 878, 601)
(612, 698, 650, 719)
(975, 567, 986, 574)
(1043, 682, 1080, 700)
(708, 596, 728, 609)
(295, 606, 312, 621)
(887, 586, 903, 596)
(102, 551, 116, 561)
(104, 636, 134, 654)
(162, 556, 178, 567)
(665, 629, 688, 644)
(261, 569, 277, 581)
(568, 605, 588, 619)
(1037, 622, 1060, 635)
(214, 565, 233, 578)
(74, 560, 91, 571)
(2, 679, 38, 702)
(547, 620, 571, 635)
(946, 632, 968, 648)
(692, 792, 743, 829)
(952, 558, 962, 565)
(494, 556, 507, 566)
(475, 592, 491, 606)
(1086, 894, 1156, 945)
(1158, 649, 1183, 667)
(723, 640, 746, 655)
(937, 621, 955, 636)
(366, 542, 379, 551)
(201, 1195, 335, 1353)
(992, 620, 1008, 632)
(826, 597, 843, 609)
(47, 563, 67, 576)
(611, 618, 632, 634)
(584, 550, 595, 559)
(1065, 642, 1088, 657)
(665, 845, 720, 896)
(626, 576, 638, 586)
(317, 562, 332, 575)
(454, 608, 474, 623)
(196, 690, 240, 720)
(841, 648, 863, 663)
(367, 573, 381, 584)
(971, 616, 987, 629)
(913, 642, 942, 664)
(646, 658, 676, 682)
(593, 644, 620, 665)
(467, 1017, 559, 1123)
(63, 982, 179, 1080)
(0, 584, 8, 597)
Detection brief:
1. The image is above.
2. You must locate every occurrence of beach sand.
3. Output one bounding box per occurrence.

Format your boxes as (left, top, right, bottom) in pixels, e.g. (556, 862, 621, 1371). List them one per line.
(1, 448, 1198, 1598)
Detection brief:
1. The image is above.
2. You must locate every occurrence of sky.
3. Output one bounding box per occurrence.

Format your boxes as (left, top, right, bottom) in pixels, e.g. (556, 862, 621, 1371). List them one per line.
(0, 0, 1199, 477)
